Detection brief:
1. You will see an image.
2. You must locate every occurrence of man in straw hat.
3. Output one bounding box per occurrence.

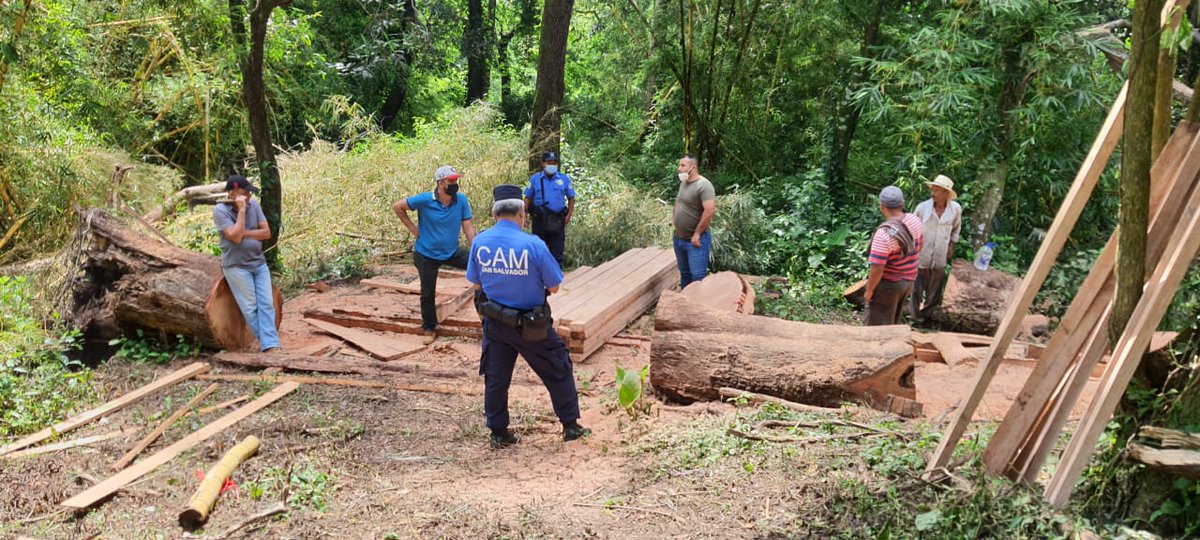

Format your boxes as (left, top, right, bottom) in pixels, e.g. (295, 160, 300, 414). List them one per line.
(910, 174, 962, 326)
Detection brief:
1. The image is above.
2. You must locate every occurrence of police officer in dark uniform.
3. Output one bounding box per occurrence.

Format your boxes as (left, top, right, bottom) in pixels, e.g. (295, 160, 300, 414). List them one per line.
(524, 151, 576, 267)
(467, 184, 589, 448)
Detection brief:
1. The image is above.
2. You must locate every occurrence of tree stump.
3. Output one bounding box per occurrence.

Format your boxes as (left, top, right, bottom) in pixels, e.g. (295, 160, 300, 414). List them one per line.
(650, 290, 915, 407)
(71, 208, 279, 351)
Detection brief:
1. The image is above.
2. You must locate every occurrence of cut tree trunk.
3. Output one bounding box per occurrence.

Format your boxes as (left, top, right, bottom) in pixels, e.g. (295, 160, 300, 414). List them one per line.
(681, 271, 755, 314)
(70, 208, 279, 351)
(650, 290, 915, 408)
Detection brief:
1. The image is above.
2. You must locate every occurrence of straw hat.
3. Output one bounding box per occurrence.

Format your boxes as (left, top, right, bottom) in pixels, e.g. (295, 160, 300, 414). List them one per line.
(925, 174, 957, 199)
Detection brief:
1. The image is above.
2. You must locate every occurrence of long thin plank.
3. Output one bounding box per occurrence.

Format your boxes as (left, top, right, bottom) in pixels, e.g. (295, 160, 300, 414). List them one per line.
(304, 319, 427, 361)
(111, 384, 220, 471)
(986, 122, 1200, 477)
(3, 428, 136, 459)
(925, 82, 1128, 473)
(559, 265, 595, 290)
(212, 351, 462, 379)
(197, 373, 479, 396)
(362, 276, 472, 296)
(1045, 174, 1200, 507)
(551, 248, 659, 319)
(0, 362, 210, 456)
(303, 311, 482, 339)
(61, 382, 299, 509)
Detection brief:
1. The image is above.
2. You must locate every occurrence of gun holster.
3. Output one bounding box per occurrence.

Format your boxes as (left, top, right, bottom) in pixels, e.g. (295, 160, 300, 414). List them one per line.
(475, 291, 552, 342)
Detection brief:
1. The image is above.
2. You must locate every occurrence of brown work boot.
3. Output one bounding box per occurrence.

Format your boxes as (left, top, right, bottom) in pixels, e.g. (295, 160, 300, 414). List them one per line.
(422, 331, 437, 345)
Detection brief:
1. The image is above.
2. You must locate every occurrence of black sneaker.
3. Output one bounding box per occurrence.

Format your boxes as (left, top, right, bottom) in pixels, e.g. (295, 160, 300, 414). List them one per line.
(563, 422, 590, 442)
(490, 430, 519, 448)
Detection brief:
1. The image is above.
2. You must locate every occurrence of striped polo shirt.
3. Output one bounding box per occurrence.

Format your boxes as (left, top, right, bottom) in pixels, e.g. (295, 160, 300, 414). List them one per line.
(868, 213, 924, 282)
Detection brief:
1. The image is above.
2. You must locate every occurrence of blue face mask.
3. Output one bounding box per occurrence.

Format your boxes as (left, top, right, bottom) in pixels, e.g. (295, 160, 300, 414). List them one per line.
(544, 165, 558, 175)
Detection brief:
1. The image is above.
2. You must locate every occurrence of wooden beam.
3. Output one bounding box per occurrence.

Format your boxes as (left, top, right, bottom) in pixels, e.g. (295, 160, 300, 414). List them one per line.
(61, 382, 299, 510)
(2, 428, 136, 459)
(111, 383, 220, 471)
(985, 122, 1200, 478)
(0, 362, 210, 456)
(925, 83, 1128, 473)
(213, 351, 461, 379)
(1127, 445, 1200, 478)
(303, 311, 481, 339)
(1045, 174, 1200, 507)
(197, 373, 480, 396)
(303, 319, 427, 360)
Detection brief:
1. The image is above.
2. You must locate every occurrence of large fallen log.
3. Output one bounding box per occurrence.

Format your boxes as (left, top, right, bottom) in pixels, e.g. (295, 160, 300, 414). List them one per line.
(70, 209, 279, 351)
(843, 259, 1021, 335)
(650, 291, 915, 407)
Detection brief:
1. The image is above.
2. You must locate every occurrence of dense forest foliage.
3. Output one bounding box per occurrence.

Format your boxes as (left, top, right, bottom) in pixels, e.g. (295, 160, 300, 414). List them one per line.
(4, 0, 1200, 535)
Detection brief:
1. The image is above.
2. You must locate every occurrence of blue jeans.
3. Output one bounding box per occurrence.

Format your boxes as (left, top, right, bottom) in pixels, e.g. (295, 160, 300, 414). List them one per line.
(672, 231, 711, 289)
(223, 263, 281, 351)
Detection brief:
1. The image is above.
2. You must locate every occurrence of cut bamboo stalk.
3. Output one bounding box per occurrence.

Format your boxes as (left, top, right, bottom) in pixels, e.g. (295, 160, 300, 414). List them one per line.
(61, 382, 298, 510)
(179, 435, 260, 529)
(2, 428, 136, 459)
(0, 362, 210, 456)
(111, 383, 220, 471)
(1045, 171, 1200, 507)
(925, 83, 1128, 472)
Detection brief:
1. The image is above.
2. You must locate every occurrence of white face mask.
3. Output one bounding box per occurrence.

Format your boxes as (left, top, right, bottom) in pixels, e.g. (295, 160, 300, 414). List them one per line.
(678, 172, 690, 182)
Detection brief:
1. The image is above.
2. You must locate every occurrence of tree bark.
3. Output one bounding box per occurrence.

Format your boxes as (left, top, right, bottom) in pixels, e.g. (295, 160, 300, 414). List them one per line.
(528, 0, 575, 171)
(242, 0, 286, 267)
(379, 0, 419, 131)
(828, 1, 885, 206)
(1111, 0, 1165, 344)
(465, 0, 491, 104)
(649, 291, 916, 407)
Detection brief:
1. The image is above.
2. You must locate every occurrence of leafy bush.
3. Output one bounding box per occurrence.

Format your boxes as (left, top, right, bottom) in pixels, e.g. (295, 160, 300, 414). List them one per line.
(0, 276, 95, 436)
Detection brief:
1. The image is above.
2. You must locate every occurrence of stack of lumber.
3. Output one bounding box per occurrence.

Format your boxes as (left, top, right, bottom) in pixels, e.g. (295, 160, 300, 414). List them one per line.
(548, 247, 679, 360)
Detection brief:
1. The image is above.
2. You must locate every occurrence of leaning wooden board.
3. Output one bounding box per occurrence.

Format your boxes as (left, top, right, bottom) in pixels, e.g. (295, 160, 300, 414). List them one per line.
(61, 382, 299, 509)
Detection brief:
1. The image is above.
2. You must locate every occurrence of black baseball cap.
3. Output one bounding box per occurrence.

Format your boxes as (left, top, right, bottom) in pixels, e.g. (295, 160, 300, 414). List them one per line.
(225, 175, 260, 193)
(493, 184, 523, 203)
(541, 151, 559, 162)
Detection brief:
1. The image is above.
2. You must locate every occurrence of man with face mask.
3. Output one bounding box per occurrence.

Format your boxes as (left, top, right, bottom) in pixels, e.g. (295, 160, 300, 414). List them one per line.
(672, 155, 716, 288)
(524, 151, 576, 267)
(393, 165, 477, 344)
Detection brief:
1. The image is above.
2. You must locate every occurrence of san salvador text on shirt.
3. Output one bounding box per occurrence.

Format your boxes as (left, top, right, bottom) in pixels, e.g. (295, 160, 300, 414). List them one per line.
(475, 245, 531, 276)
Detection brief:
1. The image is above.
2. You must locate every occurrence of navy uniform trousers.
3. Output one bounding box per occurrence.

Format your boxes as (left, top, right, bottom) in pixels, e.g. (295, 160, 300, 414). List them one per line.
(531, 219, 566, 268)
(479, 319, 580, 433)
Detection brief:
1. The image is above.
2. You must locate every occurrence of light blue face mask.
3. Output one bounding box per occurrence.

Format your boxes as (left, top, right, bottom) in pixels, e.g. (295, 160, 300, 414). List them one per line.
(544, 165, 559, 175)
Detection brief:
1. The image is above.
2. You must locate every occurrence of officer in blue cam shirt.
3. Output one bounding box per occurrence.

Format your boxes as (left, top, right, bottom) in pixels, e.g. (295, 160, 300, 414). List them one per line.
(524, 151, 576, 267)
(467, 184, 589, 448)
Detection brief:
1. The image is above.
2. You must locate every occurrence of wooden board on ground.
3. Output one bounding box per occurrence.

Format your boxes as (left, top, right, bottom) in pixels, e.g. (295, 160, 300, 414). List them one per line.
(0, 363, 210, 456)
(213, 351, 461, 379)
(361, 276, 471, 296)
(61, 382, 299, 510)
(3, 428, 137, 459)
(651, 291, 914, 408)
(681, 271, 755, 314)
(205, 277, 283, 351)
(303, 310, 481, 340)
(303, 319, 428, 360)
(197, 373, 479, 396)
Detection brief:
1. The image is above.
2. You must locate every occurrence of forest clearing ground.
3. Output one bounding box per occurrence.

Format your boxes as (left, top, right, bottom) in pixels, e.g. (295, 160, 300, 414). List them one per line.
(0, 333, 932, 539)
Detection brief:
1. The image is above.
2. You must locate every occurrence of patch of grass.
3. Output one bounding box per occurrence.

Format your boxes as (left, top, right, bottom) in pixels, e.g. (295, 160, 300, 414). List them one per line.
(0, 276, 96, 436)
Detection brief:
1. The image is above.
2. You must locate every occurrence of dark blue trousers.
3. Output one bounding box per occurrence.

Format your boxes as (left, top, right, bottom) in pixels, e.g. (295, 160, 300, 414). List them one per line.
(479, 319, 580, 433)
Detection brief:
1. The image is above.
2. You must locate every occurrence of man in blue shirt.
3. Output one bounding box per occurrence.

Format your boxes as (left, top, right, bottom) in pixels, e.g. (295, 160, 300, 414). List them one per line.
(392, 165, 477, 344)
(524, 151, 575, 267)
(467, 184, 589, 448)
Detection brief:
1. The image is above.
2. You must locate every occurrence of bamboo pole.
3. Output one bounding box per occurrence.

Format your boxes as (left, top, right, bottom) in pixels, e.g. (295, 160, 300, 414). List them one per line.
(179, 435, 261, 529)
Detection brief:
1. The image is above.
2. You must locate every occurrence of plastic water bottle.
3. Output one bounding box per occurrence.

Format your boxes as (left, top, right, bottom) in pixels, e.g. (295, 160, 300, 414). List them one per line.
(974, 242, 997, 271)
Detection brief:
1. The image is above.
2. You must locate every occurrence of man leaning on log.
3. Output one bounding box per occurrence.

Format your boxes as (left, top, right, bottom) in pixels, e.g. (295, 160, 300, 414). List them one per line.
(213, 175, 282, 352)
(864, 186, 923, 326)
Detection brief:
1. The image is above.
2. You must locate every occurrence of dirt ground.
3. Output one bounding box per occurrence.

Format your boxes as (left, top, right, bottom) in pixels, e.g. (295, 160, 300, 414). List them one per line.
(0, 270, 1056, 539)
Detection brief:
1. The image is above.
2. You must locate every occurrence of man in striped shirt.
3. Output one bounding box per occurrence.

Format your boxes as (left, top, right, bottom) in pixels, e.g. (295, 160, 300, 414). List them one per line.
(865, 186, 924, 326)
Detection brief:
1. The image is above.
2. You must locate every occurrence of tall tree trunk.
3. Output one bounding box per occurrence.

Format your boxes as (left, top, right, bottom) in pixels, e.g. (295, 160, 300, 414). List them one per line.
(379, 0, 419, 131)
(1111, 0, 1165, 344)
(465, 0, 490, 104)
(496, 29, 517, 123)
(242, 0, 286, 267)
(228, 0, 247, 52)
(1153, 5, 1185, 160)
(966, 45, 1028, 248)
(0, 0, 33, 96)
(528, 0, 575, 171)
(828, 1, 885, 207)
